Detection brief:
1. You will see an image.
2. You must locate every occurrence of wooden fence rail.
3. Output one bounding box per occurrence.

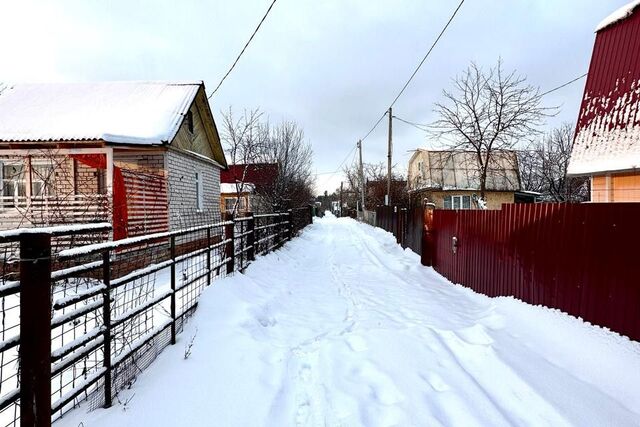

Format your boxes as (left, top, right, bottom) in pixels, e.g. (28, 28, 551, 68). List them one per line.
(373, 203, 640, 342)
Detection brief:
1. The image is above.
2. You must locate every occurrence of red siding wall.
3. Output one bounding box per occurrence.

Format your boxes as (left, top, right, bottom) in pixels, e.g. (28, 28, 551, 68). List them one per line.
(577, 10, 640, 133)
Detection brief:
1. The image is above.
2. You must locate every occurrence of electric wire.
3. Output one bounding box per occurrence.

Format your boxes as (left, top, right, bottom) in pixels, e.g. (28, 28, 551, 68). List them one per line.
(208, 0, 278, 99)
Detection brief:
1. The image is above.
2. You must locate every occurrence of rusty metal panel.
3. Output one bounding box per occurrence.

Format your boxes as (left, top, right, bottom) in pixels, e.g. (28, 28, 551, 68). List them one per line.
(430, 203, 640, 341)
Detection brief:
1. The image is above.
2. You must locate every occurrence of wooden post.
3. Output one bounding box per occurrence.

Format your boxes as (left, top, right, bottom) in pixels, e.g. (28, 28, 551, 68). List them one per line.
(358, 139, 365, 211)
(224, 213, 235, 274)
(247, 213, 255, 262)
(287, 210, 293, 240)
(170, 235, 176, 345)
(101, 251, 113, 408)
(387, 107, 392, 206)
(339, 182, 343, 217)
(20, 233, 52, 427)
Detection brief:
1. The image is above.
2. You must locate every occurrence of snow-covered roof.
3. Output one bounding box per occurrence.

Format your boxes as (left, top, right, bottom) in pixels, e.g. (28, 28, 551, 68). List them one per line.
(0, 81, 202, 145)
(220, 183, 255, 194)
(596, 0, 640, 32)
(409, 150, 520, 192)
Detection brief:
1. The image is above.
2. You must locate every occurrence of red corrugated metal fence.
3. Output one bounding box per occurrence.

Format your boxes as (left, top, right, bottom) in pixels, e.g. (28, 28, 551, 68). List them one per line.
(431, 203, 640, 341)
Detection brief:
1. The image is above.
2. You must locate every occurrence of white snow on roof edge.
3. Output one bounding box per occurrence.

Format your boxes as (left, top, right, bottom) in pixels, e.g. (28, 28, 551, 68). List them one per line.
(596, 0, 640, 32)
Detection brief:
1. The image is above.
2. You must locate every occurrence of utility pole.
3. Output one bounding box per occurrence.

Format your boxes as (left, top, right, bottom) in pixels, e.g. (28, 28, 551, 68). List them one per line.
(339, 181, 343, 217)
(357, 139, 365, 212)
(386, 107, 393, 206)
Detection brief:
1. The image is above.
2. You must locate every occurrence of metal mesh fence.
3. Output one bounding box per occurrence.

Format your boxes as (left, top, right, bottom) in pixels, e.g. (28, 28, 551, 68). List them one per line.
(0, 207, 313, 426)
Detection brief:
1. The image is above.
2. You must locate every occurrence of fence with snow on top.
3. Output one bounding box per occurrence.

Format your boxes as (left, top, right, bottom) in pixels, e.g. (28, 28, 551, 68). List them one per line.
(0, 206, 313, 427)
(370, 203, 640, 342)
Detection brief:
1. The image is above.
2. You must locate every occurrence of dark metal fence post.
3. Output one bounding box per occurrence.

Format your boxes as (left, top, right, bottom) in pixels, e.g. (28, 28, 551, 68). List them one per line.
(247, 213, 255, 262)
(224, 213, 235, 274)
(206, 228, 212, 286)
(101, 251, 113, 408)
(422, 205, 435, 266)
(20, 233, 52, 426)
(170, 235, 176, 345)
(308, 205, 313, 225)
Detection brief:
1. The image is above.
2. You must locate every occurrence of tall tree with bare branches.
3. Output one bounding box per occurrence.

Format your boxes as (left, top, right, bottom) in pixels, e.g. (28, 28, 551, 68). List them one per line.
(220, 108, 268, 214)
(519, 122, 589, 202)
(431, 59, 553, 200)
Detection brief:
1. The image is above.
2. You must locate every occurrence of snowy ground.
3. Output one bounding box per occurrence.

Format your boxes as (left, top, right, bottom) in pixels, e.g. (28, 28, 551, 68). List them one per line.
(58, 214, 640, 427)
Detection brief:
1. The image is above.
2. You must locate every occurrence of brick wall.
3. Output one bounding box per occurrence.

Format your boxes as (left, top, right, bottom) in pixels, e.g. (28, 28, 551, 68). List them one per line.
(165, 150, 221, 229)
(114, 153, 165, 175)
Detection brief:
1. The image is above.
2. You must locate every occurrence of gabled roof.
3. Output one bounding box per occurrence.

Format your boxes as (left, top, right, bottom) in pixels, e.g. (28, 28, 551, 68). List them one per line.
(410, 150, 520, 192)
(568, 3, 640, 176)
(596, 0, 640, 32)
(0, 81, 201, 145)
(221, 163, 278, 186)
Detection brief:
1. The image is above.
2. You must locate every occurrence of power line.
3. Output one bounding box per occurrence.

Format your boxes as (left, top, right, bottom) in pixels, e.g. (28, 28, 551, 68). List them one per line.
(539, 73, 587, 97)
(359, 0, 465, 141)
(316, 144, 357, 181)
(393, 72, 590, 134)
(208, 0, 278, 99)
(389, 0, 465, 109)
(392, 115, 429, 131)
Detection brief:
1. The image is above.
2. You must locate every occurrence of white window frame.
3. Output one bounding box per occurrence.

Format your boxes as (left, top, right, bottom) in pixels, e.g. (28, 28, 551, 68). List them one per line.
(443, 194, 472, 210)
(195, 172, 203, 211)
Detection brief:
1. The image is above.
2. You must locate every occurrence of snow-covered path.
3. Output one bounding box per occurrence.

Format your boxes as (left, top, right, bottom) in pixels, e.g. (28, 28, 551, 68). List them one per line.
(61, 215, 640, 427)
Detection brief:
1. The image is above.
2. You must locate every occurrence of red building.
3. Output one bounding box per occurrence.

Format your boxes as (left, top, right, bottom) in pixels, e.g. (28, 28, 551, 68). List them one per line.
(220, 163, 278, 213)
(568, 1, 640, 201)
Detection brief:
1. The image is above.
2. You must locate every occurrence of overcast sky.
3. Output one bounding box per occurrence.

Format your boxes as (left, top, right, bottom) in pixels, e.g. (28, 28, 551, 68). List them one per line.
(0, 0, 630, 194)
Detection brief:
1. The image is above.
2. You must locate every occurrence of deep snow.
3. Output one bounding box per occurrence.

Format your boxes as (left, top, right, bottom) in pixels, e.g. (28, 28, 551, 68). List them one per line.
(58, 214, 640, 427)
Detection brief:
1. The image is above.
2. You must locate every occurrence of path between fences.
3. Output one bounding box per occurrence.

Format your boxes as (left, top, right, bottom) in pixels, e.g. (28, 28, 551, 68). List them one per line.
(59, 214, 640, 427)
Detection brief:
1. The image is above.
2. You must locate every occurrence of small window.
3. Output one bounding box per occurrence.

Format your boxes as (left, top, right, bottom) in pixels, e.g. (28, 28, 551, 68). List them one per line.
(186, 111, 194, 134)
(444, 195, 472, 210)
(224, 197, 236, 212)
(195, 172, 203, 210)
(443, 195, 452, 209)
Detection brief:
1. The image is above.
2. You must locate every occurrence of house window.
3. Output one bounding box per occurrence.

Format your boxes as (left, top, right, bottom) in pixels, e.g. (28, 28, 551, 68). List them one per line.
(224, 197, 247, 212)
(443, 195, 471, 210)
(30, 163, 55, 197)
(1, 162, 26, 207)
(186, 111, 194, 134)
(195, 172, 203, 210)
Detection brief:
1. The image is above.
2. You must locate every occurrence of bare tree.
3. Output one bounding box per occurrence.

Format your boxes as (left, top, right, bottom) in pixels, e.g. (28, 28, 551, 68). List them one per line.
(519, 122, 589, 202)
(431, 59, 553, 200)
(220, 108, 268, 214)
(221, 111, 314, 212)
(342, 161, 407, 208)
(258, 120, 314, 210)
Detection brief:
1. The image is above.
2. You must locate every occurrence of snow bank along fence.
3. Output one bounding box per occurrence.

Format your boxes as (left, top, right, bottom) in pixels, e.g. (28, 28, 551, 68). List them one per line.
(373, 203, 640, 342)
(0, 206, 313, 427)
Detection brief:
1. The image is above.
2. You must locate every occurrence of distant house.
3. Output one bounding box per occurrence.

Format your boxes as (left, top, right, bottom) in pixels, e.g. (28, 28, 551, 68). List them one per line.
(0, 81, 228, 238)
(568, 1, 640, 201)
(407, 149, 521, 210)
(220, 163, 278, 214)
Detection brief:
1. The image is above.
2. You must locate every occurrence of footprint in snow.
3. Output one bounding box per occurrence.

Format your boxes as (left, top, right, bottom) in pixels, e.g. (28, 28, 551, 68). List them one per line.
(423, 372, 450, 392)
(346, 335, 368, 352)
